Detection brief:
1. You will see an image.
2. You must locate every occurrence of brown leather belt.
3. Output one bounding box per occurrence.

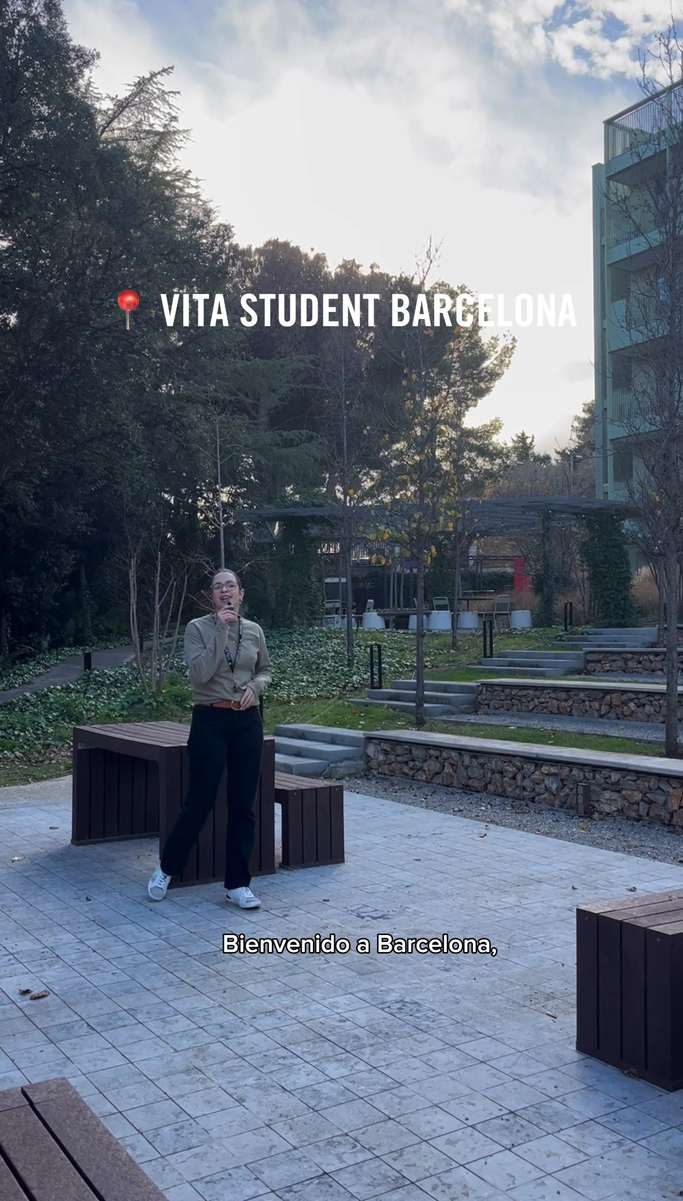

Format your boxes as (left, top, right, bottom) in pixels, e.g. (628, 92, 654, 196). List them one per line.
(199, 700, 242, 710)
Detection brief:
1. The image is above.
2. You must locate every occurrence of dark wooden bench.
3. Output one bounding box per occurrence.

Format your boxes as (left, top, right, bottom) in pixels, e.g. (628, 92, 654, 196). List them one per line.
(72, 722, 275, 886)
(274, 772, 344, 867)
(0, 1077, 165, 1200)
(577, 888, 683, 1091)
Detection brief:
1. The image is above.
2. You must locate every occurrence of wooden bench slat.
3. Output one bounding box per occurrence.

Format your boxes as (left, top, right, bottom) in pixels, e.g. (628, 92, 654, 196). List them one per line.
(0, 1089, 26, 1113)
(23, 1079, 167, 1201)
(0, 1154, 29, 1201)
(0, 1098, 97, 1201)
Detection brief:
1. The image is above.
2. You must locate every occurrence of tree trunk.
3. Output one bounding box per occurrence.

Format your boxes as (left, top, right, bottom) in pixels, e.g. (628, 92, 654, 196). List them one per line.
(129, 555, 148, 695)
(664, 545, 679, 758)
(656, 559, 666, 646)
(216, 418, 225, 569)
(343, 522, 354, 669)
(415, 548, 426, 728)
(451, 523, 461, 650)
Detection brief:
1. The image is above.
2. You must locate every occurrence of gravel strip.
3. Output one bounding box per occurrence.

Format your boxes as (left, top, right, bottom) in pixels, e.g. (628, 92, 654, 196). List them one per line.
(344, 773, 683, 865)
(437, 710, 678, 744)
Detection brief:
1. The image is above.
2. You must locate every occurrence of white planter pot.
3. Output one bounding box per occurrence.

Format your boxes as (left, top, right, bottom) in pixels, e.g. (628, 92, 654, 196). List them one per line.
(362, 611, 386, 630)
(457, 611, 479, 631)
(509, 609, 532, 629)
(409, 615, 429, 630)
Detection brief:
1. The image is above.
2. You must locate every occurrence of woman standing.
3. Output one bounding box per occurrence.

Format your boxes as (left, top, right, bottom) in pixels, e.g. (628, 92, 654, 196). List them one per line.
(147, 569, 272, 908)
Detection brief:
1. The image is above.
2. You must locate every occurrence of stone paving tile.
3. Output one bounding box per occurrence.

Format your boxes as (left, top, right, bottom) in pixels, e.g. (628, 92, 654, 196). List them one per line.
(466, 1148, 546, 1191)
(419, 1164, 507, 1199)
(332, 1155, 408, 1198)
(380, 1140, 460, 1182)
(351, 1120, 422, 1156)
(192, 1164, 272, 1200)
(1, 786, 683, 1201)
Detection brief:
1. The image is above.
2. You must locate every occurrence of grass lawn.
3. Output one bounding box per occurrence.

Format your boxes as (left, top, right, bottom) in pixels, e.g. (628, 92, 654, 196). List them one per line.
(266, 697, 662, 759)
(0, 625, 666, 789)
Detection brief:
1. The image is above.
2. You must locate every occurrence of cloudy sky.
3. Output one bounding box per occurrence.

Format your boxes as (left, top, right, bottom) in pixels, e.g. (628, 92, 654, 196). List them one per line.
(63, 0, 676, 450)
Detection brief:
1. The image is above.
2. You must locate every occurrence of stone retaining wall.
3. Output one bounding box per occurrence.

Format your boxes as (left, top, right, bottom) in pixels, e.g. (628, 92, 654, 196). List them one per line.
(477, 681, 681, 723)
(584, 649, 683, 676)
(365, 734, 683, 829)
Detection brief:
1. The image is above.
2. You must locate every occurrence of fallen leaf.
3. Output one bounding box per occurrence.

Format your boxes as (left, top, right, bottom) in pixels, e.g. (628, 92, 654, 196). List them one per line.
(18, 988, 31, 996)
(478, 833, 487, 838)
(572, 886, 577, 890)
(49, 826, 58, 830)
(10, 856, 23, 863)
(85, 896, 92, 902)
(627, 887, 637, 892)
(322, 899, 329, 902)
(29, 991, 49, 1001)
(414, 857, 421, 861)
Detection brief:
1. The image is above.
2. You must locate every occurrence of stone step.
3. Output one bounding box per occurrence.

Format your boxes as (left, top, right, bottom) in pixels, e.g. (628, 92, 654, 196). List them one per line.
(479, 662, 571, 677)
(367, 688, 474, 710)
(272, 724, 364, 749)
(275, 754, 331, 775)
(588, 627, 657, 635)
(274, 736, 358, 763)
(389, 679, 479, 695)
(355, 698, 455, 717)
(501, 650, 584, 663)
(560, 638, 656, 649)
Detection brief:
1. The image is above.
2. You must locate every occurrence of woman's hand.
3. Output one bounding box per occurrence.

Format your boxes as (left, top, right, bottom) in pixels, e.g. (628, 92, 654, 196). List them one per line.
(240, 685, 256, 710)
(216, 605, 239, 626)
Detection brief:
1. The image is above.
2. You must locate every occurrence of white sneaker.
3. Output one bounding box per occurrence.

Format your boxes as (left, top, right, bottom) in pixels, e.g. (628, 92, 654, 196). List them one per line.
(226, 886, 261, 909)
(148, 864, 172, 901)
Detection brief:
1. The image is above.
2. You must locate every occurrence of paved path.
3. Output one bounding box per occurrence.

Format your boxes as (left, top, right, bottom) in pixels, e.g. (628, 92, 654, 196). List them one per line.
(0, 647, 135, 704)
(1, 780, 682, 1200)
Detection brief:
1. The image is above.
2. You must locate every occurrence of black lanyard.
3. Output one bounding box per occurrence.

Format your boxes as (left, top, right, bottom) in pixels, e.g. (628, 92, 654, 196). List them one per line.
(223, 618, 243, 673)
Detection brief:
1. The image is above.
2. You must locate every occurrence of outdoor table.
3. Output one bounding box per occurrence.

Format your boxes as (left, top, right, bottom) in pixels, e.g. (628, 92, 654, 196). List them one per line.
(71, 721, 275, 886)
(457, 591, 495, 611)
(376, 608, 419, 629)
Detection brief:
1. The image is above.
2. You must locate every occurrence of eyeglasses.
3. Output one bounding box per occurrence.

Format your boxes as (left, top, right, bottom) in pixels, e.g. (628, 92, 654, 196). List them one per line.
(212, 581, 239, 591)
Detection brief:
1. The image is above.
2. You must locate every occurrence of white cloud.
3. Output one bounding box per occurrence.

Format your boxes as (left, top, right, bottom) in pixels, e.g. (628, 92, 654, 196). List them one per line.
(62, 0, 677, 445)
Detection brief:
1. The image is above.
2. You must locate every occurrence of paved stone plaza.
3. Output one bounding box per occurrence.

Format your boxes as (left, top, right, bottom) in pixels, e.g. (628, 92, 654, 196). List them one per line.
(1, 778, 683, 1201)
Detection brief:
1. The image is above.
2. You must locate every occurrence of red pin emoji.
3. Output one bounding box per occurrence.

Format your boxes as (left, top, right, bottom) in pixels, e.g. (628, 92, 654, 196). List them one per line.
(117, 290, 139, 329)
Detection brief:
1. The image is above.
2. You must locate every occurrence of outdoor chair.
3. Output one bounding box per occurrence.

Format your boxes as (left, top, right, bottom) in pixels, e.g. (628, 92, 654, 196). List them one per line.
(492, 595, 514, 630)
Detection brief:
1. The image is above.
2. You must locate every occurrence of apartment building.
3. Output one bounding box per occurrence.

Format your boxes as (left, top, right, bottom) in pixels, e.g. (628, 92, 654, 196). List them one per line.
(592, 81, 683, 507)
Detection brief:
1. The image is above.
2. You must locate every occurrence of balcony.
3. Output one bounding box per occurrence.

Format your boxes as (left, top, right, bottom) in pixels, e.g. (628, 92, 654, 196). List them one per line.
(606, 83, 683, 162)
(608, 203, 658, 248)
(611, 387, 634, 423)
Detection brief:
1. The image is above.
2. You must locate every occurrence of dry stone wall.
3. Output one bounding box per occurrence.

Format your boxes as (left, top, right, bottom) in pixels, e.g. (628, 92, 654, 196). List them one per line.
(584, 649, 683, 676)
(477, 682, 681, 723)
(365, 736, 683, 829)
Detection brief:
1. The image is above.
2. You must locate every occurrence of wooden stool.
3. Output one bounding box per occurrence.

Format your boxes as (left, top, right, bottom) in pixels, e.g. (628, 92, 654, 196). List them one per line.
(274, 772, 344, 867)
(577, 888, 683, 1091)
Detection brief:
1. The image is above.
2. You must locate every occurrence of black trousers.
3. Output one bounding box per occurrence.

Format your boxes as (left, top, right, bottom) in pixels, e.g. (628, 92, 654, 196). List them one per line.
(160, 705, 263, 889)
